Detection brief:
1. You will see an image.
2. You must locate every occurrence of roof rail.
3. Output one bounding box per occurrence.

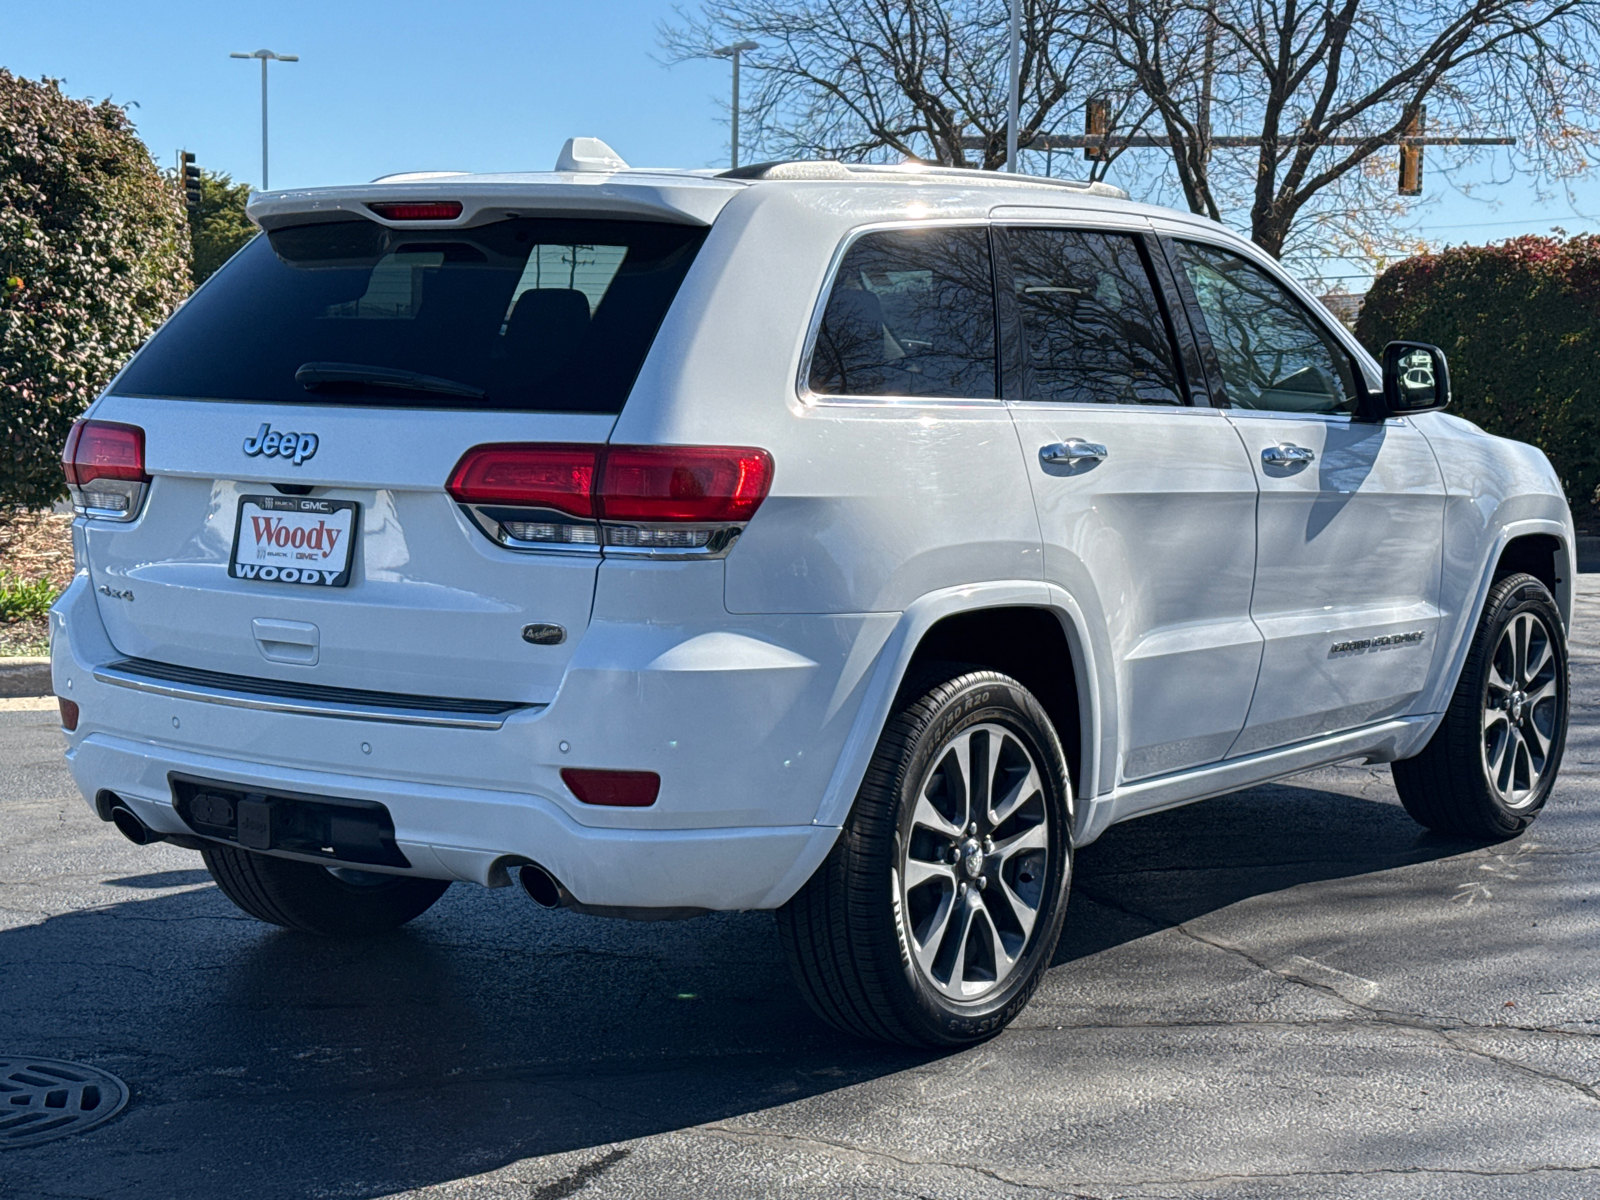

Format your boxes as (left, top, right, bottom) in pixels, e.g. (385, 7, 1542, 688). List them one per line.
(720, 160, 853, 180)
(845, 162, 1129, 198)
(717, 158, 1127, 198)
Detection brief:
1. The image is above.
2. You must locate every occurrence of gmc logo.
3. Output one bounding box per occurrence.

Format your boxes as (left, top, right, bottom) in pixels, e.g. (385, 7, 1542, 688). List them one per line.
(243, 423, 319, 466)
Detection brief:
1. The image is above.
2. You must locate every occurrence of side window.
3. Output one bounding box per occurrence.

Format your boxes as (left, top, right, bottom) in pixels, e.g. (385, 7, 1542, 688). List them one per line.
(1173, 241, 1359, 415)
(807, 227, 995, 399)
(1004, 228, 1182, 405)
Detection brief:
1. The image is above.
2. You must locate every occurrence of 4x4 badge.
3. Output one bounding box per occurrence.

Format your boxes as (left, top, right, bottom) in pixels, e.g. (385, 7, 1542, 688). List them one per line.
(243, 423, 319, 466)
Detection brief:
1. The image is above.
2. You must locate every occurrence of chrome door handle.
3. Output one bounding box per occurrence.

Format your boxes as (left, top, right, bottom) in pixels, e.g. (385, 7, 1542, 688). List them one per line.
(1040, 439, 1108, 466)
(1262, 443, 1316, 467)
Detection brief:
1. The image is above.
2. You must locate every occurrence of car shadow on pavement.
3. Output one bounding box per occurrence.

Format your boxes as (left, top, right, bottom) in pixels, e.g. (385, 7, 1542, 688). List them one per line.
(1, 779, 1481, 1200)
(1057, 775, 1485, 963)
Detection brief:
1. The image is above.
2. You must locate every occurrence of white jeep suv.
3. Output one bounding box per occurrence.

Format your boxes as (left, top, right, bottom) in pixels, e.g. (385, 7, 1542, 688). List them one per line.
(52, 143, 1574, 1046)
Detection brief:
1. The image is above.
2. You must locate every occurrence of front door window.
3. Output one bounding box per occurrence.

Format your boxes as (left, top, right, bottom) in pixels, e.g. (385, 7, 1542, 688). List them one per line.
(1172, 241, 1359, 416)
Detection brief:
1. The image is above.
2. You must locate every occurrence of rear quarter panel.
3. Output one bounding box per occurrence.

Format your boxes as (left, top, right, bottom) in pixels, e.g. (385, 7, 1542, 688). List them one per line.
(609, 187, 1042, 616)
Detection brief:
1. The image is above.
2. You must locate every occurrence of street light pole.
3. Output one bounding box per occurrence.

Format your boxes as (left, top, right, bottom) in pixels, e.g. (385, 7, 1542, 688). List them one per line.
(1005, 0, 1021, 172)
(713, 41, 759, 170)
(229, 48, 298, 191)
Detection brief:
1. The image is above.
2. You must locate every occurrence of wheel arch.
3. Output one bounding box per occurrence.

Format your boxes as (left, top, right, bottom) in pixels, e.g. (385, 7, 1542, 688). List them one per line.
(894, 607, 1086, 791)
(1494, 532, 1567, 613)
(1404, 517, 1575, 759)
(810, 582, 1109, 845)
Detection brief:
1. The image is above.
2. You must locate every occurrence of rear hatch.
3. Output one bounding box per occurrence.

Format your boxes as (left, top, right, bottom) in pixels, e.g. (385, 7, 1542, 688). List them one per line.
(79, 197, 714, 705)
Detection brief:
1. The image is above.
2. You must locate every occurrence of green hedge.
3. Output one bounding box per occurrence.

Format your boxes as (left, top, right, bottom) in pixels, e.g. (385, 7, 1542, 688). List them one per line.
(191, 169, 256, 287)
(0, 72, 190, 509)
(1357, 235, 1600, 516)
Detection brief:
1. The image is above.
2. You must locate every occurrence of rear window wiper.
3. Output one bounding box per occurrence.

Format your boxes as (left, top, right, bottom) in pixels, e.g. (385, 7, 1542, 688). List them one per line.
(295, 362, 485, 400)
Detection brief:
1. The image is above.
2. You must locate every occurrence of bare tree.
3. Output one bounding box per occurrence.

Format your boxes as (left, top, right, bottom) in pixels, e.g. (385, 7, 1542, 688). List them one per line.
(660, 0, 1122, 172)
(1083, 0, 1600, 258)
(663, 0, 1600, 272)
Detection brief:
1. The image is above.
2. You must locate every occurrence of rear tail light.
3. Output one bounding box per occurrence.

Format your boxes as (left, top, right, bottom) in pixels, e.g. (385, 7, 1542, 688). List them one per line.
(446, 443, 773, 557)
(561, 768, 660, 807)
(598, 446, 773, 524)
(62, 420, 149, 520)
(446, 444, 597, 515)
(366, 201, 464, 221)
(57, 697, 79, 732)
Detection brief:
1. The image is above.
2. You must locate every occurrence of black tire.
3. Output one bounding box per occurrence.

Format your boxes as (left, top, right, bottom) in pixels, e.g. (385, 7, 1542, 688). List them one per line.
(777, 668, 1073, 1047)
(1392, 572, 1569, 839)
(202, 845, 450, 936)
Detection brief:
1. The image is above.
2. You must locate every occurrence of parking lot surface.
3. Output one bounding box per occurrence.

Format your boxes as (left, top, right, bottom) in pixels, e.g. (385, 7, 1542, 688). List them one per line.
(0, 579, 1596, 1200)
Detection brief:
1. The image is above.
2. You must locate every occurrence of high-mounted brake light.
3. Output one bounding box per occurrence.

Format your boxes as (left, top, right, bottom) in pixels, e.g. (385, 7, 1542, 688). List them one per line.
(445, 443, 774, 556)
(62, 420, 149, 520)
(367, 201, 464, 221)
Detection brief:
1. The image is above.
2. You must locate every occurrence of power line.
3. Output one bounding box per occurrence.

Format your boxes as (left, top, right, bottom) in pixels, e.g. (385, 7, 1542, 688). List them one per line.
(1410, 216, 1600, 230)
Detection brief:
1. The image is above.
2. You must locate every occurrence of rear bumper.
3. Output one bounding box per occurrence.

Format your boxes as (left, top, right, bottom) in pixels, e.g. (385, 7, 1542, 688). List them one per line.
(67, 733, 835, 909)
(51, 569, 897, 910)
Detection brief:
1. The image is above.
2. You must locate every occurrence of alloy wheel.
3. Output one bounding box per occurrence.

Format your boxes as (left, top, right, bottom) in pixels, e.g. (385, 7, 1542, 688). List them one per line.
(1483, 611, 1563, 809)
(896, 722, 1052, 1001)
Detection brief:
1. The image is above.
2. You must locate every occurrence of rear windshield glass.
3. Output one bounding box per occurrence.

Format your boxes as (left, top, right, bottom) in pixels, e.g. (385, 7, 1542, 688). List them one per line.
(113, 217, 707, 412)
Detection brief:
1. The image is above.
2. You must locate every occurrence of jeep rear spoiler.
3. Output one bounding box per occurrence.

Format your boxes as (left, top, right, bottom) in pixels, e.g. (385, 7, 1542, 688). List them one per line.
(246, 173, 743, 232)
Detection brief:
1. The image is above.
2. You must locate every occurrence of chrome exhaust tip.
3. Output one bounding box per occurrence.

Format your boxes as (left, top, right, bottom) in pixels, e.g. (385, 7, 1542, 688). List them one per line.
(110, 805, 158, 846)
(518, 863, 564, 909)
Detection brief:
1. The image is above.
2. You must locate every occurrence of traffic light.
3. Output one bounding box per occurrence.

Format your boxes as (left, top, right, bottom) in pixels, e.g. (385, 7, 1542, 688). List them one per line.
(1398, 108, 1424, 196)
(1084, 97, 1109, 161)
(181, 152, 201, 214)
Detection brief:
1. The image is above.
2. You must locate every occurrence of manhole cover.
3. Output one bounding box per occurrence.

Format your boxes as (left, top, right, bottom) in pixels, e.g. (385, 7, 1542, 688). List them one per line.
(0, 1057, 129, 1148)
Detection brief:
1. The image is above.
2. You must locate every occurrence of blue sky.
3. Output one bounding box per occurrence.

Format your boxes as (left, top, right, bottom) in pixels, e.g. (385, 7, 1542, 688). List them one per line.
(8, 0, 1600, 287)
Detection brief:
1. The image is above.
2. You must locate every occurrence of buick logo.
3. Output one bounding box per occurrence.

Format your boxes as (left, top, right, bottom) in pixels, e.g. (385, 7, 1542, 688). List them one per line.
(243, 423, 319, 466)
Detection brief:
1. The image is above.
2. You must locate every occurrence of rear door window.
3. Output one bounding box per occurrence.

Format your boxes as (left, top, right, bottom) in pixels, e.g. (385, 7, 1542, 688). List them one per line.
(113, 217, 706, 413)
(807, 226, 996, 399)
(1001, 228, 1183, 405)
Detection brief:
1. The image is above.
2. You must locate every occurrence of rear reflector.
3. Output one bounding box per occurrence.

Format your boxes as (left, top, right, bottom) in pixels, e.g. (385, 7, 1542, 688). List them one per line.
(57, 698, 79, 732)
(367, 201, 464, 221)
(560, 768, 660, 807)
(62, 420, 147, 486)
(445, 444, 773, 525)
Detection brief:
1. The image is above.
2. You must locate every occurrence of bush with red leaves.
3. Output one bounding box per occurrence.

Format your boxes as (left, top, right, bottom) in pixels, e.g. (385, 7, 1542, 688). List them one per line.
(1359, 236, 1600, 519)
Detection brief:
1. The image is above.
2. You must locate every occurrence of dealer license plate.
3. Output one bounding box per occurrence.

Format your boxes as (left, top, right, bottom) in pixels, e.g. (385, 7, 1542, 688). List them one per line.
(229, 496, 358, 588)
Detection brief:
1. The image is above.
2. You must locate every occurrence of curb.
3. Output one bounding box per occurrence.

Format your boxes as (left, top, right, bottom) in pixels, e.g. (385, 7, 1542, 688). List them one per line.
(0, 656, 51, 699)
(1579, 536, 1600, 574)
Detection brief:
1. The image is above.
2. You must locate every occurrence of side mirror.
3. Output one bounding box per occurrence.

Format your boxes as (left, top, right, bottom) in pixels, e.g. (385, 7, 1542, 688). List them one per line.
(1381, 341, 1451, 416)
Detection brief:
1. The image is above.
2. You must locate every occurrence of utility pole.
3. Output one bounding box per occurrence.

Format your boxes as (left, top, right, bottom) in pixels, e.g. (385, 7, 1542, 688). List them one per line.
(1198, 1, 1217, 169)
(1005, 0, 1021, 172)
(713, 41, 759, 169)
(229, 48, 298, 191)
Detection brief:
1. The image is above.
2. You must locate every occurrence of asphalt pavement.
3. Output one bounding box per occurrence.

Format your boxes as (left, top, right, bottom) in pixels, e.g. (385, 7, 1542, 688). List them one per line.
(1, 579, 1597, 1199)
